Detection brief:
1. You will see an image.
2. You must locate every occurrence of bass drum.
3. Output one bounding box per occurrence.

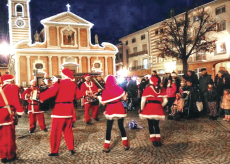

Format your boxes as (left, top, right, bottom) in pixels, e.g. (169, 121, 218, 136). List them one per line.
(39, 86, 56, 111)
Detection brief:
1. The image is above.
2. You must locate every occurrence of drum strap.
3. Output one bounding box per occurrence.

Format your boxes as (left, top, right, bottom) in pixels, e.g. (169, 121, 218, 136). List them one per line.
(0, 87, 13, 115)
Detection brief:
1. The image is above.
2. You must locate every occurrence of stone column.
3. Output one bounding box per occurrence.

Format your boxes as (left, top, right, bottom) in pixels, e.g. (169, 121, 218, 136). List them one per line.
(47, 26, 50, 47)
(79, 56, 82, 73)
(26, 56, 31, 84)
(78, 28, 80, 48)
(87, 56, 91, 73)
(48, 56, 52, 77)
(113, 56, 116, 75)
(16, 55, 21, 85)
(105, 56, 108, 76)
(57, 26, 60, 47)
(58, 56, 61, 74)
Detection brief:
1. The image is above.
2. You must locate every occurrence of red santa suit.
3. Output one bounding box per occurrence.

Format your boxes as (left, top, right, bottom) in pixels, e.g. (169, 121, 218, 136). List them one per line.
(39, 68, 82, 155)
(21, 80, 46, 132)
(139, 76, 167, 147)
(99, 75, 129, 152)
(81, 74, 99, 123)
(0, 74, 24, 162)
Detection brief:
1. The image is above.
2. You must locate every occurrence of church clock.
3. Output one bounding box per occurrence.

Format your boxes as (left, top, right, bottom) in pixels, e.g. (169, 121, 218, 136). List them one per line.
(15, 19, 25, 27)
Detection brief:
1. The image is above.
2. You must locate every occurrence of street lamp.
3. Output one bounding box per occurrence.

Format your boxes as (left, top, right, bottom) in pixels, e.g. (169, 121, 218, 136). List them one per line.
(0, 42, 12, 56)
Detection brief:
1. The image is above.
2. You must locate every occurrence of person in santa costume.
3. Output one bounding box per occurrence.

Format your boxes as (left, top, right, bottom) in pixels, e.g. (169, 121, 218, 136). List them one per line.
(139, 75, 168, 147)
(21, 79, 47, 133)
(0, 74, 24, 163)
(81, 74, 100, 125)
(39, 68, 82, 156)
(98, 75, 130, 153)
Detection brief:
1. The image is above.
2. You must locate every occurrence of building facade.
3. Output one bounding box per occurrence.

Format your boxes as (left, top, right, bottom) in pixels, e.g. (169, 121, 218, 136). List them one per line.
(118, 29, 150, 77)
(119, 0, 230, 78)
(7, 0, 117, 86)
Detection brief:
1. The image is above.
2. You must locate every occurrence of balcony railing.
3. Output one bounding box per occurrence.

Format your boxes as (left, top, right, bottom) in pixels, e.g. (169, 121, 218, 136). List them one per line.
(129, 50, 148, 58)
(129, 65, 148, 71)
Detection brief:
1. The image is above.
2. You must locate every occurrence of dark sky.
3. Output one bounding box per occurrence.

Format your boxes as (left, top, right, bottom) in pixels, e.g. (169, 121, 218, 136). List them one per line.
(0, 0, 213, 62)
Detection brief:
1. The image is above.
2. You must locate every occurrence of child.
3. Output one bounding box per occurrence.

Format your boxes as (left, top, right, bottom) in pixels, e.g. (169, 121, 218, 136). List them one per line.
(207, 84, 218, 120)
(168, 93, 184, 121)
(221, 89, 230, 121)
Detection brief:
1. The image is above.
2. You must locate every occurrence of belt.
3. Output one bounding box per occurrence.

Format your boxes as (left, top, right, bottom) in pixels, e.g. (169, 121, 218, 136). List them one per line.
(145, 100, 161, 104)
(55, 102, 72, 104)
(29, 103, 39, 105)
(107, 101, 121, 105)
(0, 105, 14, 109)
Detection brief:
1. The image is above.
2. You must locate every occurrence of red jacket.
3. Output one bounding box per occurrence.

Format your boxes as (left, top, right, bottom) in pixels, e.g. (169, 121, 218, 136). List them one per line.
(81, 81, 98, 104)
(0, 84, 24, 126)
(166, 83, 177, 98)
(40, 79, 82, 118)
(21, 87, 42, 113)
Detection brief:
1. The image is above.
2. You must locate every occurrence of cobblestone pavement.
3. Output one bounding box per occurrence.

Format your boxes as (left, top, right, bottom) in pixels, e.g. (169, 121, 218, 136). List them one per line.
(8, 106, 230, 164)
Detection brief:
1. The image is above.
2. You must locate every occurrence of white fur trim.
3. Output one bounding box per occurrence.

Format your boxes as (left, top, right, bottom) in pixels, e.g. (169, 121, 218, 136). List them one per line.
(105, 140, 110, 143)
(161, 97, 168, 107)
(28, 111, 43, 114)
(158, 95, 168, 97)
(104, 113, 127, 120)
(51, 115, 73, 118)
(142, 95, 155, 98)
(139, 114, 165, 120)
(141, 97, 147, 111)
(17, 112, 24, 115)
(156, 134, 161, 137)
(30, 79, 36, 85)
(3, 79, 14, 85)
(150, 134, 156, 138)
(0, 122, 13, 126)
(101, 92, 125, 103)
(122, 137, 127, 140)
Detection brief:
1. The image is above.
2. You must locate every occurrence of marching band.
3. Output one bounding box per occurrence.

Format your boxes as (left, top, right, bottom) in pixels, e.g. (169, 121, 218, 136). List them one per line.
(0, 68, 167, 163)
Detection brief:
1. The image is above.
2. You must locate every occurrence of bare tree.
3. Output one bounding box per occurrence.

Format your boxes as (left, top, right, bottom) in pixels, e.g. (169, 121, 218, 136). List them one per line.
(158, 7, 217, 74)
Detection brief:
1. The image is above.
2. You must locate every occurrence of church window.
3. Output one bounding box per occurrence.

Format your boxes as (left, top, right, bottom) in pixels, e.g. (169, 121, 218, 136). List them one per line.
(35, 63, 43, 69)
(61, 26, 78, 47)
(15, 4, 24, 17)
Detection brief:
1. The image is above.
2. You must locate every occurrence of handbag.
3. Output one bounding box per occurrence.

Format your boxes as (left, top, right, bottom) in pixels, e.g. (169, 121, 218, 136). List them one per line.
(196, 101, 203, 112)
(0, 87, 18, 125)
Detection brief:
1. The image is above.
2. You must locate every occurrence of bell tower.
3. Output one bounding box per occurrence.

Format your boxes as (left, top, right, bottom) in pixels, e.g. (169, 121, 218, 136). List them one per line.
(8, 0, 31, 46)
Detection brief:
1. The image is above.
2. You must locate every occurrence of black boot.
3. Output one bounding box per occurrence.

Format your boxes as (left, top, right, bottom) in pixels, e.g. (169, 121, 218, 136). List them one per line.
(94, 118, 99, 121)
(69, 150, 75, 155)
(48, 153, 59, 157)
(8, 154, 17, 162)
(153, 141, 158, 147)
(157, 141, 162, 147)
(1, 158, 8, 163)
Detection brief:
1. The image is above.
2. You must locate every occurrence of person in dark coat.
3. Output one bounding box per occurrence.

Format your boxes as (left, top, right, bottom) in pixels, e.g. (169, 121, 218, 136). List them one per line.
(199, 68, 213, 115)
(126, 77, 138, 110)
(139, 78, 147, 98)
(207, 83, 218, 120)
(187, 70, 199, 88)
(171, 72, 181, 93)
(182, 80, 198, 118)
(214, 70, 225, 115)
(152, 70, 161, 85)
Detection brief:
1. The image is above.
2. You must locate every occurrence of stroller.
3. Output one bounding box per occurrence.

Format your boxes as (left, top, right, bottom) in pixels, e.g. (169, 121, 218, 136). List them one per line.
(168, 93, 184, 121)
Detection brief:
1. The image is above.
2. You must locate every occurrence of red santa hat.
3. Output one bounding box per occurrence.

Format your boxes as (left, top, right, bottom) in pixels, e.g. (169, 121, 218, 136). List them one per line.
(105, 75, 117, 88)
(61, 68, 74, 80)
(30, 79, 36, 85)
(149, 75, 159, 86)
(1, 74, 14, 84)
(84, 74, 90, 80)
(171, 72, 177, 77)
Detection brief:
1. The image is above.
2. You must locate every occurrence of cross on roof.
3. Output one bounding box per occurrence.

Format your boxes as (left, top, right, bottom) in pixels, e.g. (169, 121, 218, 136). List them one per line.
(66, 4, 71, 12)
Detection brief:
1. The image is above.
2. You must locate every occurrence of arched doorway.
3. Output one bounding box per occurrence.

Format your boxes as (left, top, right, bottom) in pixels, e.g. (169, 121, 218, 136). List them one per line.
(214, 61, 230, 75)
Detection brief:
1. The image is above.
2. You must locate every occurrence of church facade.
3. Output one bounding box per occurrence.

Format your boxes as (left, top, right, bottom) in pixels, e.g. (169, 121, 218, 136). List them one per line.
(7, 0, 117, 86)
